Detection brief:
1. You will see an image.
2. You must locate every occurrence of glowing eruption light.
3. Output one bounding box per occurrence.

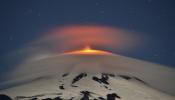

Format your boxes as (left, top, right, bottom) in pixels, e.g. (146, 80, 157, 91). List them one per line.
(10, 25, 140, 62)
(65, 45, 112, 55)
(48, 25, 139, 53)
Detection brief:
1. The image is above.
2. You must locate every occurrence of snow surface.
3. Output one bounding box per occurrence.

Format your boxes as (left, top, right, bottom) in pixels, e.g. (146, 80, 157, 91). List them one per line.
(0, 53, 175, 100)
(0, 72, 174, 100)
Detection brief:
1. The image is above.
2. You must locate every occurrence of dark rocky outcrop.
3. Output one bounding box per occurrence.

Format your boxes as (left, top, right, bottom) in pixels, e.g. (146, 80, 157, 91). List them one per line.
(107, 93, 121, 100)
(98, 97, 105, 100)
(102, 73, 115, 77)
(59, 84, 65, 90)
(0, 94, 12, 100)
(92, 74, 109, 85)
(118, 75, 146, 84)
(53, 96, 63, 100)
(72, 73, 87, 84)
(62, 73, 69, 77)
(80, 91, 91, 100)
(30, 98, 38, 100)
(71, 85, 78, 87)
(42, 98, 52, 100)
(118, 75, 131, 80)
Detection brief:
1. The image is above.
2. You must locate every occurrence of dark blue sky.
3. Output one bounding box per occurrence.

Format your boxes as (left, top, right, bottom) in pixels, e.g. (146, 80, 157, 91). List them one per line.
(0, 0, 175, 68)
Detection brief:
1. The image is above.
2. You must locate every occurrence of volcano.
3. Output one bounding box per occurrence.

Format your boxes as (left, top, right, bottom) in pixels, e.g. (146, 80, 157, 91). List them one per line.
(64, 46, 113, 55)
(0, 48, 175, 100)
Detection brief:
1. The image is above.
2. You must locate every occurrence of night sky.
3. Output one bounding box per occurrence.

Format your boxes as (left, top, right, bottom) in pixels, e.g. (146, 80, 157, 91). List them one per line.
(0, 0, 175, 70)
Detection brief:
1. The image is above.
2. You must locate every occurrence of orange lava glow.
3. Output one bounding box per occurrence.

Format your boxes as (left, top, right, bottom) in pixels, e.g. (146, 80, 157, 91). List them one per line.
(64, 46, 113, 55)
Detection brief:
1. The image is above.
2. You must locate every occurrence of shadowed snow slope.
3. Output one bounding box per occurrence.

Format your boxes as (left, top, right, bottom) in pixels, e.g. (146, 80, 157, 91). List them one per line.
(0, 53, 175, 100)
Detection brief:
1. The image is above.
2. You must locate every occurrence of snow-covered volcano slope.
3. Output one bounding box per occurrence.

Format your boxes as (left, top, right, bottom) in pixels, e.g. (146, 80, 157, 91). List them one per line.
(0, 71, 174, 100)
(0, 53, 175, 99)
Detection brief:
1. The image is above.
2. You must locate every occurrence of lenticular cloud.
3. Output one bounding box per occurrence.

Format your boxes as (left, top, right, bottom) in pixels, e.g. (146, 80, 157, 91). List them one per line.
(7, 25, 139, 64)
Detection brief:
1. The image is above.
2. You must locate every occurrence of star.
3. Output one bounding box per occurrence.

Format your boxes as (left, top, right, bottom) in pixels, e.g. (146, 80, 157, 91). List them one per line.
(9, 35, 13, 41)
(153, 54, 159, 57)
(129, 8, 135, 14)
(147, 0, 153, 3)
(99, 10, 105, 14)
(37, 13, 41, 17)
(28, 9, 33, 14)
(95, 2, 99, 6)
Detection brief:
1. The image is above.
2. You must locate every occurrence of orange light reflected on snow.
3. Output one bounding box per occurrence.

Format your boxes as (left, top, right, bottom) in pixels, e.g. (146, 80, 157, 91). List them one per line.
(64, 46, 113, 55)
